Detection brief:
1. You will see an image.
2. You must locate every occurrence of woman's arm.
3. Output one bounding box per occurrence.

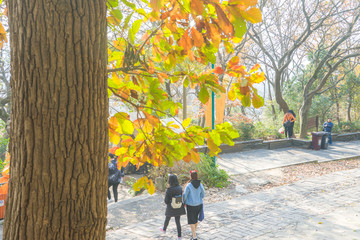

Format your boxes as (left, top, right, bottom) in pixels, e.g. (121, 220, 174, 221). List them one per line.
(164, 189, 171, 204)
(183, 185, 189, 202)
(200, 184, 205, 199)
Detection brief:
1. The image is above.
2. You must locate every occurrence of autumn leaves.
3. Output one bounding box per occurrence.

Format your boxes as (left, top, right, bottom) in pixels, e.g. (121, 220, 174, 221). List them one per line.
(106, 0, 265, 193)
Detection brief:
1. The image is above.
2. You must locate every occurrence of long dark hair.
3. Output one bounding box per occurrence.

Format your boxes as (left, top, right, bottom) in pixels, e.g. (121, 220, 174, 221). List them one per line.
(168, 174, 179, 187)
(288, 110, 296, 118)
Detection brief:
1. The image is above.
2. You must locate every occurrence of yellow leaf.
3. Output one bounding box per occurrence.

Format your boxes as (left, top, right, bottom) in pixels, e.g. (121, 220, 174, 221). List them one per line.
(133, 177, 145, 191)
(170, 124, 180, 129)
(115, 147, 128, 156)
(228, 88, 236, 101)
(232, 37, 243, 43)
(147, 179, 155, 195)
(112, 74, 122, 86)
(250, 72, 265, 83)
(109, 130, 120, 145)
(243, 7, 262, 24)
(207, 138, 221, 155)
(229, 0, 257, 6)
(182, 118, 191, 128)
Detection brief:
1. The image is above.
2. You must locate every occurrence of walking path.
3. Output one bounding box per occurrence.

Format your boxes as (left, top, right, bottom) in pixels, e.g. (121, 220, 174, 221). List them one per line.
(217, 140, 360, 174)
(106, 168, 360, 239)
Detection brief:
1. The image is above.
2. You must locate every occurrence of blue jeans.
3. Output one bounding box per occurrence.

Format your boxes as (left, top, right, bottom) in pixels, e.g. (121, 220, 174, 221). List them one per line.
(327, 132, 332, 144)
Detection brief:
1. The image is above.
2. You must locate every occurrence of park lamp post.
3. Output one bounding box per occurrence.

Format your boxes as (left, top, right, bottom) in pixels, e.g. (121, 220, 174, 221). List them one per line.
(211, 63, 216, 167)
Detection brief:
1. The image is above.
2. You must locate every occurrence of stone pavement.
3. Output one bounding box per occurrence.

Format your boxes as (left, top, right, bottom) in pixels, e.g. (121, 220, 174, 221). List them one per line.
(217, 140, 360, 175)
(106, 168, 360, 240)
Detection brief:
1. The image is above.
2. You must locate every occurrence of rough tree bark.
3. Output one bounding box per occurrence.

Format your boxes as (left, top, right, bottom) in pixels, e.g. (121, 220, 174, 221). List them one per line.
(299, 98, 312, 138)
(4, 1, 108, 239)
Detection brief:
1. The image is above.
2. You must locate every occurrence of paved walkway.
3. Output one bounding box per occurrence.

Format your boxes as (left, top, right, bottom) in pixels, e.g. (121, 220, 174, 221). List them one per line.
(106, 168, 360, 239)
(217, 140, 360, 175)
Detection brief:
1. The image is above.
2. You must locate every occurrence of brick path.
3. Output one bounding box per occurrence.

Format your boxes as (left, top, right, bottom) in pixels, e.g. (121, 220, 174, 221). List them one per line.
(106, 168, 360, 240)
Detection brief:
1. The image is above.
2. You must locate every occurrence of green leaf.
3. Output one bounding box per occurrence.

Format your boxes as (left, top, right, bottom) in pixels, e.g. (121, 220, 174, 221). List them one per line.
(199, 87, 210, 104)
(123, 13, 133, 30)
(233, 18, 247, 38)
(209, 131, 221, 146)
(129, 19, 142, 44)
(107, 0, 119, 7)
(252, 93, 264, 109)
(111, 9, 123, 21)
(241, 94, 251, 107)
(121, 0, 136, 9)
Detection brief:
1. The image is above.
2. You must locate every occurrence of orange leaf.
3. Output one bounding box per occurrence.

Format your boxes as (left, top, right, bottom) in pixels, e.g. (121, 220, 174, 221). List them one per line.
(109, 116, 119, 130)
(205, 22, 221, 48)
(190, 0, 204, 16)
(213, 67, 225, 75)
(157, 72, 168, 83)
(191, 150, 201, 163)
(250, 63, 260, 73)
(150, 0, 162, 12)
(191, 27, 204, 48)
(141, 32, 150, 43)
(214, 4, 234, 36)
(228, 56, 240, 68)
(178, 31, 193, 52)
(143, 111, 161, 125)
(183, 153, 192, 163)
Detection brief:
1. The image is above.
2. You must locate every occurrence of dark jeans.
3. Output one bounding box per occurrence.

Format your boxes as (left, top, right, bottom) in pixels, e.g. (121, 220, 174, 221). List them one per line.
(108, 183, 119, 202)
(284, 125, 294, 138)
(163, 216, 181, 237)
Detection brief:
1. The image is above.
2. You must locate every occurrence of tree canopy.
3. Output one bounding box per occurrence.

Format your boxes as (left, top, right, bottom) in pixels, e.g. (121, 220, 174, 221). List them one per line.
(105, 0, 265, 192)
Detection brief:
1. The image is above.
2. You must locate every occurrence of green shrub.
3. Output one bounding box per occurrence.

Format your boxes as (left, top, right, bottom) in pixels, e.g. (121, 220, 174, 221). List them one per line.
(197, 153, 230, 188)
(233, 122, 255, 140)
(147, 153, 230, 189)
(147, 161, 197, 189)
(338, 121, 360, 133)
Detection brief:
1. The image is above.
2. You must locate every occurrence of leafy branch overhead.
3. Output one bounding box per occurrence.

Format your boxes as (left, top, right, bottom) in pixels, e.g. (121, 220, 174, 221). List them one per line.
(107, 0, 265, 193)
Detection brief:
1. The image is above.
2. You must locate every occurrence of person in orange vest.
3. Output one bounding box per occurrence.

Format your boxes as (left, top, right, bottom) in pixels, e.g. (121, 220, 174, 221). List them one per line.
(283, 110, 296, 139)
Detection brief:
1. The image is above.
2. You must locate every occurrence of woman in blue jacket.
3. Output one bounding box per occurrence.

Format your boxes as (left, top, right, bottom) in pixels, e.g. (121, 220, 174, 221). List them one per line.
(183, 170, 205, 240)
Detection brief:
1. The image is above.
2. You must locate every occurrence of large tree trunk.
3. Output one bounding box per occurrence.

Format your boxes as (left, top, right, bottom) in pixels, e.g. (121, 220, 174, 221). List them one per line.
(334, 87, 340, 125)
(347, 96, 352, 122)
(267, 80, 276, 117)
(299, 98, 312, 139)
(274, 72, 289, 113)
(5, 1, 108, 239)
